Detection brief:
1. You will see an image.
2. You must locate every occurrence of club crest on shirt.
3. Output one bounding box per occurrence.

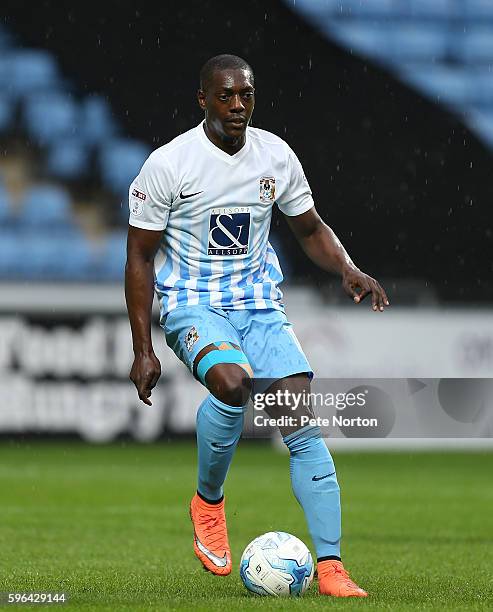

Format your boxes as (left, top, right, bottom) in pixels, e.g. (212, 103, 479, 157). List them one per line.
(259, 176, 276, 203)
(185, 326, 199, 352)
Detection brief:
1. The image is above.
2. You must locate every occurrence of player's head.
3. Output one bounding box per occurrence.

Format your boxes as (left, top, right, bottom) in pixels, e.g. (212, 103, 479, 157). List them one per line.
(198, 54, 255, 143)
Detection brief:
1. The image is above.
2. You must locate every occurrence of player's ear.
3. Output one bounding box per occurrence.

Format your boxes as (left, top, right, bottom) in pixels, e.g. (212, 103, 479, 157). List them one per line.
(197, 89, 206, 110)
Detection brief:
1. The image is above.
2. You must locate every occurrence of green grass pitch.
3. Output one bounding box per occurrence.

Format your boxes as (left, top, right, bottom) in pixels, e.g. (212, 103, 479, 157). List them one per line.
(0, 441, 492, 611)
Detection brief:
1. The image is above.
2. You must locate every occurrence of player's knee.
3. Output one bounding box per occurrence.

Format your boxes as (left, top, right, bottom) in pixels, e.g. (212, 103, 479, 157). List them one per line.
(194, 342, 252, 407)
(208, 363, 252, 407)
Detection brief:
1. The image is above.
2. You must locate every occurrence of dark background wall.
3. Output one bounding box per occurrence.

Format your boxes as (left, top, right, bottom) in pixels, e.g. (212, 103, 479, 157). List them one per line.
(3, 0, 492, 302)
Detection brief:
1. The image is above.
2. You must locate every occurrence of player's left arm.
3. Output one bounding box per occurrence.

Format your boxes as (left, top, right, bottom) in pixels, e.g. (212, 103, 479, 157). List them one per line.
(285, 206, 390, 311)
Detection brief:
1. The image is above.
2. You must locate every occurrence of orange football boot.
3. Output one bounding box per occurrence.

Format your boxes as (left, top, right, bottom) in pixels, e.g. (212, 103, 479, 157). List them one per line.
(318, 560, 368, 597)
(189, 493, 232, 575)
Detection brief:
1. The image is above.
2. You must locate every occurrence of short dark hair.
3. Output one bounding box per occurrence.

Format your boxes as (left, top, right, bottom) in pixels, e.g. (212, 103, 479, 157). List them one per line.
(199, 54, 254, 91)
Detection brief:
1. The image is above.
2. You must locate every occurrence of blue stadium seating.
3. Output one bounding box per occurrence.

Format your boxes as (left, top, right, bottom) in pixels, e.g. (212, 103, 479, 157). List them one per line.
(467, 109, 493, 147)
(46, 139, 90, 180)
(81, 95, 118, 145)
(464, 0, 493, 20)
(99, 139, 150, 196)
(327, 23, 390, 60)
(98, 230, 127, 280)
(52, 234, 99, 280)
(469, 68, 493, 107)
(0, 232, 22, 279)
(23, 92, 79, 146)
(18, 185, 74, 230)
(401, 65, 471, 107)
(8, 50, 60, 98)
(398, 0, 458, 19)
(388, 25, 450, 62)
(455, 27, 493, 63)
(0, 25, 152, 281)
(286, 0, 493, 148)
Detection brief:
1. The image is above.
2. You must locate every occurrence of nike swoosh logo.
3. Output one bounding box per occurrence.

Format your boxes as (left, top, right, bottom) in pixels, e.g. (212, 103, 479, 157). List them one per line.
(312, 471, 335, 481)
(194, 535, 228, 567)
(180, 190, 203, 199)
(212, 441, 235, 450)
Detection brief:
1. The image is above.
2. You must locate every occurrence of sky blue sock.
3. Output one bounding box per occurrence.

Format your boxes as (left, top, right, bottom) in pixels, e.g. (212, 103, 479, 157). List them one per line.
(283, 425, 341, 559)
(196, 393, 245, 501)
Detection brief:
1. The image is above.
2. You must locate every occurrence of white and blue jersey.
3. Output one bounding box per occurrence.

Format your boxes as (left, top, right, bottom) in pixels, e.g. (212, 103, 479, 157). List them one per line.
(128, 121, 314, 318)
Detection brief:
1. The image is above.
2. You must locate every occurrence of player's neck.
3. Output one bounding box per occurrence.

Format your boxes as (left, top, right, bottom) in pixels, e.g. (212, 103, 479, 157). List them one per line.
(203, 122, 246, 156)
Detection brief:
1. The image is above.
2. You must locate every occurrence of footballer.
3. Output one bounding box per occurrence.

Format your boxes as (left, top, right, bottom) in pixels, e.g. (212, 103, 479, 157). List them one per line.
(125, 54, 389, 597)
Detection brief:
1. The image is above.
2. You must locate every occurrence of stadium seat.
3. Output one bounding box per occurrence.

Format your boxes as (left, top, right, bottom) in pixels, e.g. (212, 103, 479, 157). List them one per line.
(467, 109, 493, 148)
(468, 68, 493, 106)
(293, 0, 397, 20)
(80, 95, 118, 145)
(455, 27, 493, 63)
(18, 184, 75, 230)
(23, 91, 79, 146)
(329, 0, 396, 18)
(99, 139, 150, 196)
(387, 25, 449, 63)
(46, 139, 90, 180)
(287, 0, 493, 151)
(397, 0, 458, 19)
(464, 0, 493, 20)
(13, 231, 98, 280)
(55, 233, 100, 280)
(98, 229, 127, 280)
(400, 66, 471, 108)
(0, 232, 22, 278)
(8, 49, 60, 98)
(327, 23, 390, 60)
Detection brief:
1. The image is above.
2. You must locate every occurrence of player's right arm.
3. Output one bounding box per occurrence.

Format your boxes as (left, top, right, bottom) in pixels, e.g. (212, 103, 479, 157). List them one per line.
(126, 151, 173, 405)
(125, 225, 162, 406)
(125, 226, 163, 405)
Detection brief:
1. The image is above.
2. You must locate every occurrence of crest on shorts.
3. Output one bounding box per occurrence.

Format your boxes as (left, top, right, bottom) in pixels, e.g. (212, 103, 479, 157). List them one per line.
(185, 326, 199, 352)
(259, 176, 276, 203)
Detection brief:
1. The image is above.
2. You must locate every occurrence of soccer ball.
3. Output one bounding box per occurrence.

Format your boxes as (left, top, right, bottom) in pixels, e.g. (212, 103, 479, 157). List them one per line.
(239, 531, 314, 596)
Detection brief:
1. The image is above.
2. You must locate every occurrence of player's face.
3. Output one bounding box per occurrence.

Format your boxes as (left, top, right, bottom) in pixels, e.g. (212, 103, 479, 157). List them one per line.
(198, 69, 255, 142)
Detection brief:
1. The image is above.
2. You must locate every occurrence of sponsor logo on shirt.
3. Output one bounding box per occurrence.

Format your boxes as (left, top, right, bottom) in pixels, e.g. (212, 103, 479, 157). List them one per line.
(259, 176, 276, 203)
(208, 207, 250, 256)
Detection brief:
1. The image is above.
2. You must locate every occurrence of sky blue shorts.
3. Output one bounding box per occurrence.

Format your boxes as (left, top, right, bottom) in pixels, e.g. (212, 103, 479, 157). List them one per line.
(162, 305, 312, 387)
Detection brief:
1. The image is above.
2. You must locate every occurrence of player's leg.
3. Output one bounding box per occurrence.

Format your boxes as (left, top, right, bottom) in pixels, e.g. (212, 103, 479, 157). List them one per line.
(232, 308, 367, 597)
(264, 374, 366, 597)
(189, 342, 252, 575)
(162, 306, 251, 575)
(193, 342, 252, 504)
(262, 374, 342, 559)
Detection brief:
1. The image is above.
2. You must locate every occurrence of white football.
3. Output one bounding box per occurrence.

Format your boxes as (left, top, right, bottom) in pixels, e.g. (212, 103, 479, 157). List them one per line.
(239, 531, 314, 596)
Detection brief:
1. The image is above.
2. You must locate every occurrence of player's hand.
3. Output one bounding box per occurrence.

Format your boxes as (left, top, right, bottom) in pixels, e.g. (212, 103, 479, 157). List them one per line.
(129, 351, 162, 405)
(342, 265, 390, 312)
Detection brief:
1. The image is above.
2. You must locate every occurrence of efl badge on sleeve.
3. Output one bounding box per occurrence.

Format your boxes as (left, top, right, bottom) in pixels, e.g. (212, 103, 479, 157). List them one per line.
(130, 188, 147, 216)
(259, 176, 276, 203)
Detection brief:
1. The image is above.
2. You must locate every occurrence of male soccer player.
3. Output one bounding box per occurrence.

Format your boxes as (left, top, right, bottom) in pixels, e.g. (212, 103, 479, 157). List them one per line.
(125, 54, 389, 597)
